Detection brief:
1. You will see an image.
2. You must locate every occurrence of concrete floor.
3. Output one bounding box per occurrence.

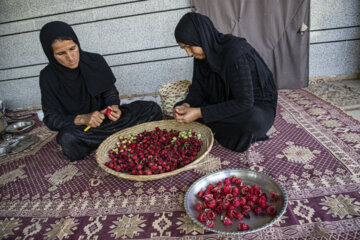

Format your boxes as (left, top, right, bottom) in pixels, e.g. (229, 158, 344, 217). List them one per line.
(307, 78, 360, 121)
(337, 79, 360, 121)
(347, 108, 360, 121)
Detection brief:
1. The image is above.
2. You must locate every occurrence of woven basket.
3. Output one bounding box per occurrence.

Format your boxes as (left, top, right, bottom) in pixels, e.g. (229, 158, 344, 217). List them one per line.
(158, 80, 191, 117)
(96, 120, 214, 181)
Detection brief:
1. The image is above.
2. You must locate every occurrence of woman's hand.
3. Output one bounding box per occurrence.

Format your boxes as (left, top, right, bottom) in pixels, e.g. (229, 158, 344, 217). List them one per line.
(74, 111, 105, 127)
(173, 103, 189, 116)
(174, 103, 202, 123)
(103, 105, 122, 122)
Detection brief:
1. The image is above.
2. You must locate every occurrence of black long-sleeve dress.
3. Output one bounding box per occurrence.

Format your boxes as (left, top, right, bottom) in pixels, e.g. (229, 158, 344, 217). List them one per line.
(174, 12, 277, 152)
(178, 54, 277, 152)
(39, 21, 162, 161)
(40, 64, 162, 161)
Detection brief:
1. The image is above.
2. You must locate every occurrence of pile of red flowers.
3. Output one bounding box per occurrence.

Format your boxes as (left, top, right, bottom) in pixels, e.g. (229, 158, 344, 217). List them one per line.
(195, 176, 278, 231)
(105, 127, 203, 175)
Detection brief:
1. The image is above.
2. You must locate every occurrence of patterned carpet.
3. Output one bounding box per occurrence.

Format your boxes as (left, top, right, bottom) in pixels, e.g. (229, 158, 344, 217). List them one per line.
(1, 89, 360, 239)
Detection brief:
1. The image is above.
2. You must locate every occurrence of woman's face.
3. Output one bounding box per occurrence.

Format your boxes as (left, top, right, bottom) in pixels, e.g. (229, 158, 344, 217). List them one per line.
(52, 40, 80, 69)
(178, 42, 206, 60)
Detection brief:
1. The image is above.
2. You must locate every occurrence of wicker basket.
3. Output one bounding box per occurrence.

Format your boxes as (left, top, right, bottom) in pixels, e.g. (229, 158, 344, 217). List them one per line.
(158, 80, 191, 116)
(96, 120, 214, 181)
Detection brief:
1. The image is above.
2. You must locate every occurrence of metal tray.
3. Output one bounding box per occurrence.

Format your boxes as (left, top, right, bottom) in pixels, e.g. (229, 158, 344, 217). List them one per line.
(5, 120, 35, 134)
(0, 135, 39, 156)
(184, 168, 288, 235)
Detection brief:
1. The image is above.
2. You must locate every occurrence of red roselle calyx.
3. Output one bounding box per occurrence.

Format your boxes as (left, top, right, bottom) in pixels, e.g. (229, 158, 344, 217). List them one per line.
(270, 191, 278, 201)
(222, 216, 232, 225)
(232, 197, 241, 207)
(266, 205, 277, 215)
(206, 220, 215, 228)
(253, 206, 263, 215)
(223, 184, 232, 194)
(206, 210, 216, 220)
(197, 191, 204, 198)
(238, 222, 250, 231)
(234, 211, 243, 220)
(198, 212, 207, 222)
(195, 203, 203, 211)
(105, 128, 203, 175)
(194, 176, 280, 231)
(223, 177, 231, 185)
(105, 107, 112, 117)
(226, 209, 236, 219)
(205, 199, 216, 209)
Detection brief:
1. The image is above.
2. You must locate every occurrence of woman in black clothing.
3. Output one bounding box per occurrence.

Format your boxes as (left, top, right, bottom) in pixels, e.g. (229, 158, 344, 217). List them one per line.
(39, 21, 162, 161)
(173, 12, 278, 152)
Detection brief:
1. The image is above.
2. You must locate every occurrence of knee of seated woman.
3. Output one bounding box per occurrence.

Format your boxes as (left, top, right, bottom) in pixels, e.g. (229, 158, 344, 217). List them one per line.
(149, 101, 162, 111)
(147, 101, 163, 118)
(57, 128, 79, 146)
(57, 129, 86, 161)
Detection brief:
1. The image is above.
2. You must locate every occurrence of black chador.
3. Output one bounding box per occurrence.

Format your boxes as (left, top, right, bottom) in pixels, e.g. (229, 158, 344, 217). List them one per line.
(39, 21, 162, 161)
(174, 13, 278, 152)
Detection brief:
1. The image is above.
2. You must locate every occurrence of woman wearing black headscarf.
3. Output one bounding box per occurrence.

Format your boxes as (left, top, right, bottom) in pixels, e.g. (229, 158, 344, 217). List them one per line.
(39, 21, 162, 161)
(173, 12, 278, 152)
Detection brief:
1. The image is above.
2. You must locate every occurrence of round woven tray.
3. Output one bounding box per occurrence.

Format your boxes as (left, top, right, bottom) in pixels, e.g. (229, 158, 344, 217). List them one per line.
(96, 119, 214, 181)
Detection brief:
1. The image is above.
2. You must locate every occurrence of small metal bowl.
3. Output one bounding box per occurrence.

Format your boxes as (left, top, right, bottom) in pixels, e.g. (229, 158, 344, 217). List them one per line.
(5, 120, 35, 134)
(185, 168, 288, 235)
(0, 138, 19, 156)
(0, 142, 10, 156)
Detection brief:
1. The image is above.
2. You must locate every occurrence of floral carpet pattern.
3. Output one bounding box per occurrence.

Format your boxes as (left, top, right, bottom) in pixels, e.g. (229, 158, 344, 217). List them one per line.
(1, 89, 360, 239)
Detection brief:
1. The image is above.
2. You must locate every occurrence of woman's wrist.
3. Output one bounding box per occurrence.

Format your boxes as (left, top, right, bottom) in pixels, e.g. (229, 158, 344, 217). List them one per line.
(74, 114, 84, 125)
(183, 103, 190, 108)
(196, 108, 202, 118)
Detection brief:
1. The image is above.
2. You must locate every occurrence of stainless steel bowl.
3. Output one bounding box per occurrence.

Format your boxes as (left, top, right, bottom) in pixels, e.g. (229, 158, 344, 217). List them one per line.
(0, 142, 10, 156)
(184, 168, 288, 235)
(5, 120, 35, 134)
(0, 135, 38, 156)
(0, 137, 21, 156)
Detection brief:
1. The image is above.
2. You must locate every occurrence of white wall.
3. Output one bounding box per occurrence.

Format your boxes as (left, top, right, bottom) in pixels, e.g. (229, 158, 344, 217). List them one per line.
(0, 0, 359, 109)
(309, 0, 360, 77)
(0, 0, 194, 109)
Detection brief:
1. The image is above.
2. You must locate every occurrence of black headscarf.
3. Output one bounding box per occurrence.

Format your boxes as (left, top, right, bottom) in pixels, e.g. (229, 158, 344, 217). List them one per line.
(39, 21, 115, 97)
(174, 12, 275, 95)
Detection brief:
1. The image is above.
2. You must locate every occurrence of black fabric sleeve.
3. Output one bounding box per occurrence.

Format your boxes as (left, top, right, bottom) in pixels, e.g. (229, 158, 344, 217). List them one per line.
(201, 56, 254, 123)
(174, 75, 206, 108)
(102, 86, 120, 107)
(40, 69, 77, 131)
